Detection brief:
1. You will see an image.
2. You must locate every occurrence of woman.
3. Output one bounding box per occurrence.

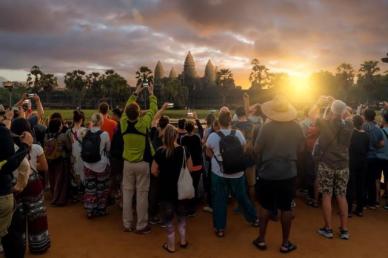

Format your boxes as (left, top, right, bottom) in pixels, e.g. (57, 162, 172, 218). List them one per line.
(10, 118, 51, 254)
(151, 125, 193, 253)
(181, 120, 203, 216)
(82, 113, 111, 218)
(68, 110, 86, 201)
(44, 117, 71, 206)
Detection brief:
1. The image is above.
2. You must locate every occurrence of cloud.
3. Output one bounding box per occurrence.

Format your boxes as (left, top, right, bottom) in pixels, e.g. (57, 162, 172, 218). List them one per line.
(0, 0, 387, 87)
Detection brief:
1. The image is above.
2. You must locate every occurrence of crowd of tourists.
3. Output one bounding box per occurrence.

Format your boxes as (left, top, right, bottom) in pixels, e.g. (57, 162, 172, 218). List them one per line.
(0, 83, 387, 257)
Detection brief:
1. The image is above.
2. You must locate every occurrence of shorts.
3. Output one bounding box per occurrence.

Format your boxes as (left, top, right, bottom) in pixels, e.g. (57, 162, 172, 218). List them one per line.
(318, 163, 349, 196)
(245, 166, 256, 187)
(257, 178, 295, 211)
(160, 201, 187, 223)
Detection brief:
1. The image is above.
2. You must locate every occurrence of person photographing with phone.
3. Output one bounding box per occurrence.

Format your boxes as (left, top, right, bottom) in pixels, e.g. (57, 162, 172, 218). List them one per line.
(15, 93, 45, 122)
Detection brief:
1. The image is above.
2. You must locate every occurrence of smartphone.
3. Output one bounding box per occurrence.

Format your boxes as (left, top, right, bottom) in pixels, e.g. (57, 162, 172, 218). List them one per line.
(142, 79, 149, 88)
(27, 93, 36, 98)
(167, 103, 174, 109)
(187, 112, 193, 117)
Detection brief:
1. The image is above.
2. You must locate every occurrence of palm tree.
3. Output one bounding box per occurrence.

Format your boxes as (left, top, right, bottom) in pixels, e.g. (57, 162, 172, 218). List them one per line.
(249, 58, 272, 90)
(216, 68, 234, 105)
(26, 65, 43, 91)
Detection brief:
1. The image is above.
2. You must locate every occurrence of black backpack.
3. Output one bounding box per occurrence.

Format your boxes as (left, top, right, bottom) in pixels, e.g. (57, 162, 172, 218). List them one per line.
(215, 130, 247, 174)
(81, 130, 103, 163)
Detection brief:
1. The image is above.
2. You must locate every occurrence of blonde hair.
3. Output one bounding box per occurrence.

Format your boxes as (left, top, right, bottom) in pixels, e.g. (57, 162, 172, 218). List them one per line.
(163, 124, 178, 158)
(91, 113, 103, 127)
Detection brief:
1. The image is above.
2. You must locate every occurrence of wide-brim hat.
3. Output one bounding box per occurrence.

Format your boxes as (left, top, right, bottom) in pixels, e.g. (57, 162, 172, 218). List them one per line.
(261, 95, 297, 122)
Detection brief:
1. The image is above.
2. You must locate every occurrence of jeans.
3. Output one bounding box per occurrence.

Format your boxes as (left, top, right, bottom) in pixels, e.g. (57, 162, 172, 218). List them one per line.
(211, 173, 257, 230)
(122, 161, 150, 230)
(188, 170, 202, 214)
(366, 159, 380, 206)
(148, 174, 160, 219)
(347, 160, 367, 213)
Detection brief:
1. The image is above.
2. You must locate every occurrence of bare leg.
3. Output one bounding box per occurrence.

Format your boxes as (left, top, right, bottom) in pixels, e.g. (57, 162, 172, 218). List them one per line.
(336, 196, 348, 229)
(166, 221, 176, 251)
(257, 207, 270, 242)
(280, 211, 293, 245)
(177, 217, 187, 246)
(321, 193, 332, 229)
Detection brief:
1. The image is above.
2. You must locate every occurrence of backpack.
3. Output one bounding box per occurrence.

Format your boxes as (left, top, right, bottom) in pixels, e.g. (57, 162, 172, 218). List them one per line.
(215, 130, 247, 174)
(81, 130, 103, 163)
(122, 121, 153, 163)
(44, 134, 62, 160)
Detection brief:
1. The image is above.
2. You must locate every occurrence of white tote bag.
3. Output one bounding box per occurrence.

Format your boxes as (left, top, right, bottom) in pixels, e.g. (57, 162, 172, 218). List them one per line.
(177, 148, 195, 200)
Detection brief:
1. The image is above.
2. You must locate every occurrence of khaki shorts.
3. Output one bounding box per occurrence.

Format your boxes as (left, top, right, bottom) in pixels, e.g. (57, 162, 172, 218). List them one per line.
(245, 166, 256, 187)
(318, 163, 349, 196)
(0, 194, 14, 237)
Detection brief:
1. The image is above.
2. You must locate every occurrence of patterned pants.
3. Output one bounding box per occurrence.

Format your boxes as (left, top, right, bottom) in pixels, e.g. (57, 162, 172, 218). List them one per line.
(84, 166, 110, 216)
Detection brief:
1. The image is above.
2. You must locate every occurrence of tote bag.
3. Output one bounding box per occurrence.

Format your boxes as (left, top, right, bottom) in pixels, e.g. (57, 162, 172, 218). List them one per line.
(177, 148, 195, 200)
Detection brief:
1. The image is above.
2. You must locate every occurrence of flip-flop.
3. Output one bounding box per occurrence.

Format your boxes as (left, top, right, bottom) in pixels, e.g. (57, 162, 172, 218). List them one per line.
(252, 239, 267, 250)
(162, 243, 175, 253)
(280, 242, 297, 253)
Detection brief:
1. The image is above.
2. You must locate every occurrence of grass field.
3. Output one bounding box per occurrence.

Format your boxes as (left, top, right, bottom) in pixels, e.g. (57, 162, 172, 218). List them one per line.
(44, 109, 217, 121)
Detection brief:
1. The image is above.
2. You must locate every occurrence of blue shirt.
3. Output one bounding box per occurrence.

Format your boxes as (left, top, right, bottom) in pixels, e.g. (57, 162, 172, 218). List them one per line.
(376, 127, 388, 160)
(363, 121, 384, 159)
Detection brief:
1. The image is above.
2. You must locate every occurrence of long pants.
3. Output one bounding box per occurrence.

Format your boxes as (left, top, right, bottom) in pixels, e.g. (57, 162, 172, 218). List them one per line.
(2, 204, 25, 258)
(366, 159, 380, 206)
(347, 161, 367, 213)
(211, 173, 257, 230)
(84, 166, 110, 216)
(203, 159, 212, 207)
(148, 174, 160, 219)
(122, 161, 150, 231)
(187, 170, 202, 214)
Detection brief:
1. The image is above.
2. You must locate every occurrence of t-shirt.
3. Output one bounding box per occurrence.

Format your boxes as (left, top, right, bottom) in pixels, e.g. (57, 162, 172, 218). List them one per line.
(255, 121, 305, 180)
(181, 134, 203, 167)
(363, 121, 384, 159)
(153, 146, 190, 201)
(101, 116, 117, 141)
(233, 121, 254, 141)
(377, 127, 388, 160)
(28, 144, 44, 172)
(349, 129, 370, 165)
(316, 118, 353, 169)
(206, 128, 246, 178)
(83, 127, 111, 173)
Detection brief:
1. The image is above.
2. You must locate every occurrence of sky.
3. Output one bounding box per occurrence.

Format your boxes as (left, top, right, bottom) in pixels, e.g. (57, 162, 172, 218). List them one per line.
(0, 0, 387, 88)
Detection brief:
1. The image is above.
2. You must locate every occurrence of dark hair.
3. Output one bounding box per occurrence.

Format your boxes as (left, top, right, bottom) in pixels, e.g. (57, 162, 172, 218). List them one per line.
(206, 113, 216, 127)
(219, 111, 232, 127)
(364, 109, 376, 122)
(11, 117, 32, 136)
(235, 106, 246, 118)
(99, 102, 109, 115)
(125, 103, 140, 121)
(185, 120, 195, 133)
(383, 109, 388, 123)
(73, 110, 84, 123)
(178, 119, 186, 130)
(352, 115, 364, 130)
(50, 112, 63, 123)
(47, 118, 62, 134)
(112, 107, 123, 118)
(159, 115, 170, 129)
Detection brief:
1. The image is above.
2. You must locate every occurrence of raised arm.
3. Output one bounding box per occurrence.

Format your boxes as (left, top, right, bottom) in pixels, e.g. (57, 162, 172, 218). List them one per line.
(33, 95, 44, 121)
(152, 102, 169, 128)
(140, 83, 158, 128)
(121, 84, 143, 124)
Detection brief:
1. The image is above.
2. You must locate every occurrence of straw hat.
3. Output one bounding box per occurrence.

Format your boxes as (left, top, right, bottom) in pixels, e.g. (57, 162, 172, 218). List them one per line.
(261, 95, 297, 122)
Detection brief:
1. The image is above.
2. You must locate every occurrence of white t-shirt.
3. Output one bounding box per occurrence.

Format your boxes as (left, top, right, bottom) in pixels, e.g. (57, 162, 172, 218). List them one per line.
(206, 128, 246, 178)
(69, 127, 87, 181)
(83, 127, 111, 173)
(29, 144, 44, 172)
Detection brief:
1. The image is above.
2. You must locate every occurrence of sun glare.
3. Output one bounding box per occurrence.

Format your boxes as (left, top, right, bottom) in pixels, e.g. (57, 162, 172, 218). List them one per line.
(287, 74, 313, 103)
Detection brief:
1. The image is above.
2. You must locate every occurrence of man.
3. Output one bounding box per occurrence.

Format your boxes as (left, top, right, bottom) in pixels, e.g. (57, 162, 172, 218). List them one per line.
(376, 110, 388, 210)
(206, 107, 259, 238)
(253, 95, 304, 253)
(121, 83, 157, 234)
(315, 99, 353, 240)
(363, 109, 384, 209)
(99, 102, 117, 141)
(15, 93, 44, 121)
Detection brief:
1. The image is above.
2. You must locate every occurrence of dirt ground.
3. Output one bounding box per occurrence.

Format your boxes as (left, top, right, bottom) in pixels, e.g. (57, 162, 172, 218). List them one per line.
(26, 200, 388, 258)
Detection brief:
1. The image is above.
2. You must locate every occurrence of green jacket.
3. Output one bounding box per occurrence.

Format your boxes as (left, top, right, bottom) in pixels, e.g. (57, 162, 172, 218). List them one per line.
(121, 94, 158, 162)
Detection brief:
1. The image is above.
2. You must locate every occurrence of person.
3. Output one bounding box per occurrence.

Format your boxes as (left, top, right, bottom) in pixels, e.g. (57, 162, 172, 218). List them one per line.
(45, 117, 72, 206)
(82, 113, 111, 218)
(68, 110, 87, 201)
(111, 107, 123, 123)
(363, 109, 384, 209)
(0, 120, 32, 258)
(121, 82, 157, 234)
(99, 102, 117, 141)
(15, 93, 44, 121)
(347, 115, 369, 216)
(253, 95, 304, 253)
(181, 119, 203, 216)
(314, 99, 353, 240)
(206, 108, 259, 238)
(151, 124, 193, 253)
(177, 119, 187, 145)
(377, 110, 388, 210)
(10, 118, 51, 254)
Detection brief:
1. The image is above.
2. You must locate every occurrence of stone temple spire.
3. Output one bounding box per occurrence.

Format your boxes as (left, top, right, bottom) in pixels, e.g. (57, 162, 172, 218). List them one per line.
(183, 51, 197, 80)
(154, 61, 165, 81)
(204, 59, 216, 84)
(169, 67, 177, 79)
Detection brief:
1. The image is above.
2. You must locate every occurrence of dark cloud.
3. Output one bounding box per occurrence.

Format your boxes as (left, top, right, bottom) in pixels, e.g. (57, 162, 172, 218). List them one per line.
(0, 0, 387, 86)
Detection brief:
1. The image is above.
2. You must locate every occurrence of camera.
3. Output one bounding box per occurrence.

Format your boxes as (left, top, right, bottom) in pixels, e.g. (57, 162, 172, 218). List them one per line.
(167, 103, 174, 109)
(27, 93, 36, 98)
(187, 112, 193, 117)
(142, 79, 149, 88)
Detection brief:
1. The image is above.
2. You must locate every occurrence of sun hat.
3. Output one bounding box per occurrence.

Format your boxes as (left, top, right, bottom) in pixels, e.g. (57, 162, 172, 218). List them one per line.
(330, 100, 347, 115)
(261, 95, 297, 122)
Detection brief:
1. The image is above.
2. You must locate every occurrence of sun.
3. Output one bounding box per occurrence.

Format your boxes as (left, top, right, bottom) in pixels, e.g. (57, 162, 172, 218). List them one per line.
(287, 74, 314, 103)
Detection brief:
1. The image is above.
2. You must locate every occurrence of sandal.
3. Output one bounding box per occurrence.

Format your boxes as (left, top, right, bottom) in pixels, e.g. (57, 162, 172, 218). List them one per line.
(215, 230, 225, 238)
(162, 243, 175, 253)
(280, 242, 297, 253)
(180, 241, 189, 248)
(252, 238, 267, 250)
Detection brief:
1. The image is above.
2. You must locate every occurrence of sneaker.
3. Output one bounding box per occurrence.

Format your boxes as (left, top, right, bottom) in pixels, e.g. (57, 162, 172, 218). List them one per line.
(203, 206, 213, 213)
(251, 219, 260, 228)
(136, 225, 151, 235)
(318, 228, 333, 239)
(384, 204, 388, 210)
(339, 229, 350, 240)
(149, 217, 160, 225)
